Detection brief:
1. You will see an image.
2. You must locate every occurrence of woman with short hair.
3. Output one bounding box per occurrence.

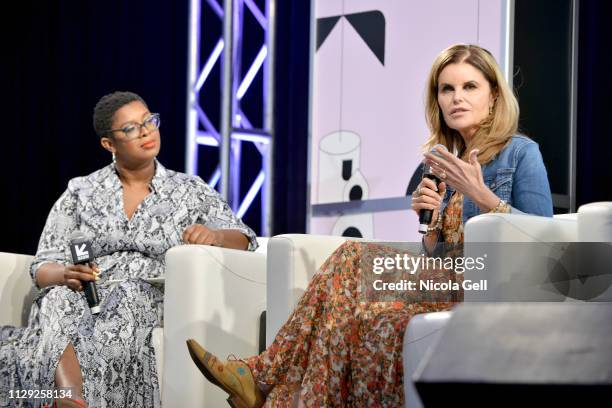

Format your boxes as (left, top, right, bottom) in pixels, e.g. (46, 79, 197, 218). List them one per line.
(0, 91, 256, 408)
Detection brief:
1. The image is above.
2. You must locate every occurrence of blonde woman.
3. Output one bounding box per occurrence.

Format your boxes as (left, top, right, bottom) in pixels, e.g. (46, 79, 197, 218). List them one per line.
(186, 44, 553, 407)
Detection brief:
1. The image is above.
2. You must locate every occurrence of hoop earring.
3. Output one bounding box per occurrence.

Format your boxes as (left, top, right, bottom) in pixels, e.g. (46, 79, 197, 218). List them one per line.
(489, 105, 493, 115)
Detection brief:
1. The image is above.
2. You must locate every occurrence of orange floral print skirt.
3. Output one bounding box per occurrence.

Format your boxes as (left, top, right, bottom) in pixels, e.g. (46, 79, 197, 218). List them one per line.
(246, 192, 465, 406)
(246, 240, 462, 407)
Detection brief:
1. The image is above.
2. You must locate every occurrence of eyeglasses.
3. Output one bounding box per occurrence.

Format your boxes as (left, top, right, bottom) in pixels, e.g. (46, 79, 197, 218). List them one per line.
(106, 113, 161, 140)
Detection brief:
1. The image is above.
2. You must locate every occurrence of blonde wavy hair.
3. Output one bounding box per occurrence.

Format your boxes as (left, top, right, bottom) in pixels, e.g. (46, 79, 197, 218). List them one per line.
(423, 44, 519, 164)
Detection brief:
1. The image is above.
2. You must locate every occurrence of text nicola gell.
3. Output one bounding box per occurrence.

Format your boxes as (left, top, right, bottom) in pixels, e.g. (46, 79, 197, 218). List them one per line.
(372, 279, 487, 291)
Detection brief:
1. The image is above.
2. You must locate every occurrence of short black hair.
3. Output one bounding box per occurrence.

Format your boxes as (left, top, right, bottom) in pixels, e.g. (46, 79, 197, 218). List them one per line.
(93, 91, 147, 137)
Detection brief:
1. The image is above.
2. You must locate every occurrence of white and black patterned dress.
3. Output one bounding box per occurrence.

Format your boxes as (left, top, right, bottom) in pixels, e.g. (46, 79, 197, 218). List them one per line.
(0, 160, 257, 407)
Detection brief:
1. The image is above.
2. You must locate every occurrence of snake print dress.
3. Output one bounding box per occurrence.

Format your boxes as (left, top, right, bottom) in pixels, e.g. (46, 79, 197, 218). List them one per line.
(0, 161, 256, 407)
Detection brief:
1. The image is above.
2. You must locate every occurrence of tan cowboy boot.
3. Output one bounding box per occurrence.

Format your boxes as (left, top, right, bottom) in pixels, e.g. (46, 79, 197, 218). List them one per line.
(186, 339, 265, 408)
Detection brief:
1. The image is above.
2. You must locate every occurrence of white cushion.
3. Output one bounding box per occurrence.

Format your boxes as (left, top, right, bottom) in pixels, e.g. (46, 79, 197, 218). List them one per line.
(577, 202, 612, 242)
(403, 311, 453, 408)
(255, 237, 269, 254)
(465, 212, 578, 243)
(163, 244, 266, 407)
(0, 239, 268, 408)
(265, 234, 349, 346)
(0, 252, 35, 326)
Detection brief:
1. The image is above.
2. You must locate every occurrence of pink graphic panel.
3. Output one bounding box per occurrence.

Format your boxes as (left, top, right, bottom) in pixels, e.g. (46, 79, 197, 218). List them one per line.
(310, 0, 507, 241)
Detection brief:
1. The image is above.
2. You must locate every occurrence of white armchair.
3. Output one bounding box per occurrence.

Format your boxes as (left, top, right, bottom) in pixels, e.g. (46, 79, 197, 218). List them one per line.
(403, 211, 578, 407)
(265, 234, 348, 346)
(162, 239, 268, 407)
(265, 234, 443, 408)
(404, 201, 612, 408)
(0, 251, 170, 396)
(0, 239, 268, 408)
(0, 252, 36, 327)
(264, 203, 612, 408)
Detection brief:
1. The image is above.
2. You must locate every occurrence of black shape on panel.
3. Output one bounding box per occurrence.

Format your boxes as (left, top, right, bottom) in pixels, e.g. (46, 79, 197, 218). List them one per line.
(316, 11, 385, 65)
(406, 164, 424, 196)
(342, 227, 363, 238)
(344, 11, 386, 65)
(349, 185, 363, 201)
(342, 159, 353, 181)
(316, 16, 342, 50)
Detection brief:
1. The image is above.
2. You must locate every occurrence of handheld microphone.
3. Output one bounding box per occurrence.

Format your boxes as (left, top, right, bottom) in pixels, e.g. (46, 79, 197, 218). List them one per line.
(69, 232, 101, 314)
(418, 144, 449, 234)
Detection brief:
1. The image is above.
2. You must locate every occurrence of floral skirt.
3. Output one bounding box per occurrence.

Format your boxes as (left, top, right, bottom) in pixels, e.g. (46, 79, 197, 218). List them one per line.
(246, 241, 462, 407)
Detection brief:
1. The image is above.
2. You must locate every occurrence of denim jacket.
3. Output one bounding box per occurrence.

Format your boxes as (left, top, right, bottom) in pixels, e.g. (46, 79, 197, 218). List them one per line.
(441, 135, 553, 224)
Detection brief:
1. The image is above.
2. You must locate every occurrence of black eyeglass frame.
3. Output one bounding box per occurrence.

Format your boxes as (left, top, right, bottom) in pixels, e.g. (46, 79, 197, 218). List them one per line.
(105, 113, 161, 140)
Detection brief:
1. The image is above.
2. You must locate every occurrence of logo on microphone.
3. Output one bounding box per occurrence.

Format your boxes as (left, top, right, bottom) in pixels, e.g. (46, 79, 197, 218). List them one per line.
(70, 241, 92, 263)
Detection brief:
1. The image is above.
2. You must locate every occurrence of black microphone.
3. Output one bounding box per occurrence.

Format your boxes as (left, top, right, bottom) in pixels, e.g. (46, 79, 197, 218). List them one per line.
(418, 144, 448, 234)
(69, 232, 101, 314)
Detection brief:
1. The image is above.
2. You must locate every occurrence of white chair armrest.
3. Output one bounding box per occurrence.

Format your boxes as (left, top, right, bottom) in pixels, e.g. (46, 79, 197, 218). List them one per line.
(452, 205, 608, 295)
(464, 213, 579, 302)
(465, 213, 577, 243)
(0, 252, 35, 327)
(266, 234, 348, 345)
(162, 244, 266, 407)
(553, 213, 577, 221)
(255, 237, 269, 254)
(403, 311, 453, 408)
(403, 206, 610, 406)
(578, 202, 612, 242)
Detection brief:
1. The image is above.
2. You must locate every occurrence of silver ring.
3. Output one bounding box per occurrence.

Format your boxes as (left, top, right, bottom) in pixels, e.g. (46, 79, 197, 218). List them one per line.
(439, 171, 447, 180)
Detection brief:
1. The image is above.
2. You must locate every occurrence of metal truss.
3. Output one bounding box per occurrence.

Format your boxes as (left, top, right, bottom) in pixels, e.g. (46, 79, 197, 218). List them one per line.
(186, 0, 275, 235)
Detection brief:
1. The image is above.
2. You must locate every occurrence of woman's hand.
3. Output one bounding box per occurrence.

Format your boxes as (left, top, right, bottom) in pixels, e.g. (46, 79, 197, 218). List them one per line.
(424, 147, 499, 211)
(64, 263, 99, 292)
(182, 224, 223, 246)
(411, 177, 447, 225)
